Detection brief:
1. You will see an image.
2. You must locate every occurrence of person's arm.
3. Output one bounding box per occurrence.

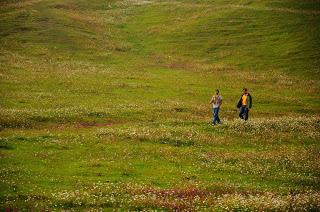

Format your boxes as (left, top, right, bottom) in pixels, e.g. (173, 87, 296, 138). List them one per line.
(236, 95, 242, 108)
(209, 96, 214, 105)
(219, 96, 223, 108)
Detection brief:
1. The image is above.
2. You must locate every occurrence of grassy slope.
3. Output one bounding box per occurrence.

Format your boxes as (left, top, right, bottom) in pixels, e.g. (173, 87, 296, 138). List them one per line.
(0, 0, 320, 210)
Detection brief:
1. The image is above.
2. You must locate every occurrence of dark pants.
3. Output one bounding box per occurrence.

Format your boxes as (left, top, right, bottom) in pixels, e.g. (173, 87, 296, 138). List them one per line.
(239, 106, 249, 121)
(212, 107, 221, 125)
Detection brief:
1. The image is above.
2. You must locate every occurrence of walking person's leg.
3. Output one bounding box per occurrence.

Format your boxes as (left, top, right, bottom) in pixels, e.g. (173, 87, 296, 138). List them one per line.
(212, 109, 215, 125)
(216, 107, 221, 124)
(212, 107, 219, 125)
(239, 106, 244, 119)
(244, 108, 249, 121)
(212, 112, 215, 125)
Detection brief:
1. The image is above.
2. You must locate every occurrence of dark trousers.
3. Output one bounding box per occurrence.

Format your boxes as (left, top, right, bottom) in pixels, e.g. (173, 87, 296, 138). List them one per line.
(239, 106, 249, 121)
(212, 107, 221, 125)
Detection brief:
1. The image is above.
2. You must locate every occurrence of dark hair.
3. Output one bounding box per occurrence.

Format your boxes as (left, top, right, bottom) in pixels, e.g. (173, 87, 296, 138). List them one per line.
(243, 88, 247, 91)
(216, 89, 219, 93)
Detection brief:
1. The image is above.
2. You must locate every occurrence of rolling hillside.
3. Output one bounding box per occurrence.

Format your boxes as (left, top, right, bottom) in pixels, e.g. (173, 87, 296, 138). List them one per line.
(1, 0, 320, 210)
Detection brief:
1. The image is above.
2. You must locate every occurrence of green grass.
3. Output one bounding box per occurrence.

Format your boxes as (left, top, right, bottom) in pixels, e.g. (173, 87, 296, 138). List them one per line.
(0, 0, 320, 210)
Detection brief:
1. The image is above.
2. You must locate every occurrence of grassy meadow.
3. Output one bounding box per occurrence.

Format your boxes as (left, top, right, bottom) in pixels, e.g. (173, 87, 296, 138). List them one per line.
(0, 0, 320, 210)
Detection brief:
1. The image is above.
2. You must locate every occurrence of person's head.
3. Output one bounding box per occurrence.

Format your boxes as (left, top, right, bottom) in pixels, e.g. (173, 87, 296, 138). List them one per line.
(215, 89, 220, 95)
(242, 88, 248, 95)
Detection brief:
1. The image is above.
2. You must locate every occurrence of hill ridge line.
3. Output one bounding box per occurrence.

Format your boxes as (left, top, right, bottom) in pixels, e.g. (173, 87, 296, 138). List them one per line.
(229, 4, 320, 15)
(155, 1, 320, 15)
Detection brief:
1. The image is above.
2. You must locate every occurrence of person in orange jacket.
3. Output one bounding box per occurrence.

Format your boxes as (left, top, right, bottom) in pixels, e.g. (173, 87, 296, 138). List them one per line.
(237, 88, 252, 121)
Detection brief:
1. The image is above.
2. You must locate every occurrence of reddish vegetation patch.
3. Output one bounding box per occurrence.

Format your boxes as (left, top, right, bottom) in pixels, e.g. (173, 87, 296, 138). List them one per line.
(126, 187, 213, 210)
(126, 184, 265, 210)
